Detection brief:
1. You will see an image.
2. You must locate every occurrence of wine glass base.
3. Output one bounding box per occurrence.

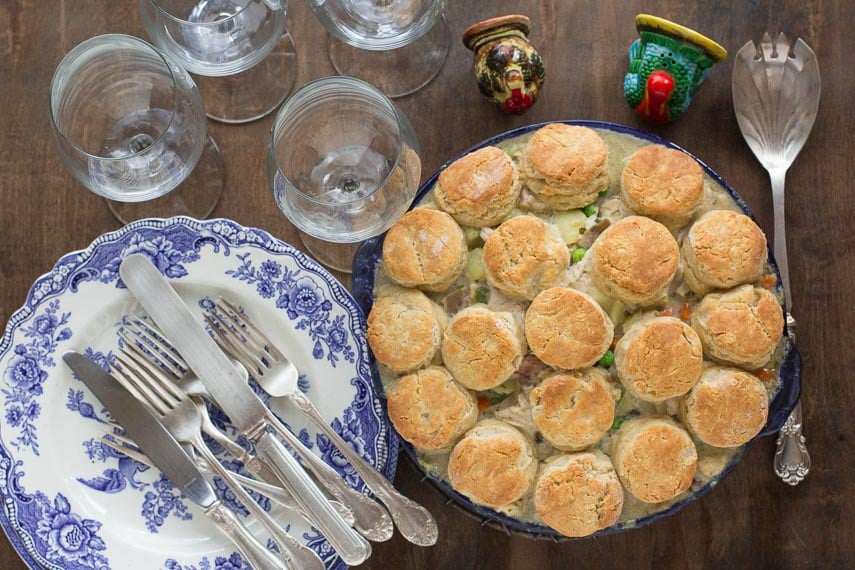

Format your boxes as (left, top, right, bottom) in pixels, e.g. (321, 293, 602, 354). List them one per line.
(329, 14, 450, 98)
(299, 232, 362, 274)
(193, 31, 298, 124)
(107, 135, 226, 224)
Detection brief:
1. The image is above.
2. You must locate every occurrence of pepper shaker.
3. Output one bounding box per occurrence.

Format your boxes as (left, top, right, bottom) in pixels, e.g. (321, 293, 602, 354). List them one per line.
(463, 15, 545, 115)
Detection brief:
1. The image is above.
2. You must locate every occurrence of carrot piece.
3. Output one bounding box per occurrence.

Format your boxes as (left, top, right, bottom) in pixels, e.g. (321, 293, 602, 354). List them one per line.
(756, 368, 776, 382)
(679, 303, 691, 321)
(761, 274, 778, 289)
(477, 395, 491, 412)
(659, 306, 674, 317)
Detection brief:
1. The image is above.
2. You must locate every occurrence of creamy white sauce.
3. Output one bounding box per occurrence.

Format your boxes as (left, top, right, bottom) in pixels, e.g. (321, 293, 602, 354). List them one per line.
(374, 127, 782, 530)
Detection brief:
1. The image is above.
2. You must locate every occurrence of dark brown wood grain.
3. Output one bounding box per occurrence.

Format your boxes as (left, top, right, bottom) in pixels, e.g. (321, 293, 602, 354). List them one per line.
(1, 1, 853, 569)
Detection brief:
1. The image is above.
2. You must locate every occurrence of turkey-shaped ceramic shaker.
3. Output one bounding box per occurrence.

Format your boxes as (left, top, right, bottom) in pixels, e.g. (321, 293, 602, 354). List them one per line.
(463, 15, 545, 115)
(624, 14, 727, 124)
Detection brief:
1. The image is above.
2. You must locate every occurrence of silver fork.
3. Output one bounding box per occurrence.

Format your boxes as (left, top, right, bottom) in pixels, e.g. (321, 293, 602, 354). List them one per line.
(119, 324, 356, 527)
(208, 298, 438, 547)
(131, 314, 395, 543)
(98, 429, 357, 527)
(109, 356, 325, 570)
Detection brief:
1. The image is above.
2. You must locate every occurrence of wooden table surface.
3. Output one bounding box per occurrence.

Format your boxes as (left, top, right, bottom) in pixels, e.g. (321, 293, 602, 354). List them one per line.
(1, 1, 853, 568)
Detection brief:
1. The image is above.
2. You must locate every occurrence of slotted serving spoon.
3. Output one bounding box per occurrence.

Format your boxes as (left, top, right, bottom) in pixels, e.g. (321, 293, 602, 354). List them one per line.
(732, 32, 820, 485)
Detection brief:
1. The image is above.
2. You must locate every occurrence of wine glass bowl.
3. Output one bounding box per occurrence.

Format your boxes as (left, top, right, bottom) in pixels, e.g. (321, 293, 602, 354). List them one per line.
(140, 0, 297, 123)
(309, 0, 444, 50)
(140, 0, 287, 76)
(49, 34, 224, 222)
(308, 0, 449, 98)
(267, 76, 421, 271)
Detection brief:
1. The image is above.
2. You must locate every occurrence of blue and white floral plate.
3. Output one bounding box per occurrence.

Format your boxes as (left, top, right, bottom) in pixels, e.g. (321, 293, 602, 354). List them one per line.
(0, 217, 398, 570)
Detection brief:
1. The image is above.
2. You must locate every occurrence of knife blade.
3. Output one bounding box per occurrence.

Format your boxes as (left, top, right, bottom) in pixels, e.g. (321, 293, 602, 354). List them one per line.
(118, 254, 370, 566)
(62, 351, 284, 570)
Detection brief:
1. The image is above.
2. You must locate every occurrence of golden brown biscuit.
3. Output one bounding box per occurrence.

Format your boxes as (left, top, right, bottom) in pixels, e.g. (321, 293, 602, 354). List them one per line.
(448, 420, 537, 508)
(386, 366, 478, 451)
(382, 208, 468, 292)
(482, 215, 570, 300)
(614, 317, 703, 402)
(682, 210, 768, 294)
(367, 288, 447, 374)
(435, 146, 521, 227)
(441, 305, 525, 391)
(534, 451, 624, 537)
(621, 145, 704, 229)
(681, 366, 769, 448)
(691, 285, 784, 369)
(610, 416, 698, 503)
(525, 287, 614, 370)
(519, 124, 610, 209)
(589, 216, 679, 306)
(529, 368, 615, 451)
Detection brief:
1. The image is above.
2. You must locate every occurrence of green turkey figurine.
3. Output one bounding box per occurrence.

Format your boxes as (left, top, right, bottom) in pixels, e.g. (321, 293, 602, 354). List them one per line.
(624, 15, 727, 124)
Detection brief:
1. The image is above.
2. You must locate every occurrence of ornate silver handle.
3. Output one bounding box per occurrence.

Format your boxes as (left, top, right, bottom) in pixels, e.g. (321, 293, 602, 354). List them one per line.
(290, 391, 439, 547)
(205, 501, 286, 570)
(265, 410, 394, 542)
(198, 410, 356, 525)
(774, 400, 810, 485)
(193, 434, 324, 570)
(774, 313, 810, 485)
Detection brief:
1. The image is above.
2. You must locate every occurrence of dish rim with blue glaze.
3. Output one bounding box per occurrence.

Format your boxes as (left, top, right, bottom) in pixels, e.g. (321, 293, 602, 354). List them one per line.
(351, 120, 802, 541)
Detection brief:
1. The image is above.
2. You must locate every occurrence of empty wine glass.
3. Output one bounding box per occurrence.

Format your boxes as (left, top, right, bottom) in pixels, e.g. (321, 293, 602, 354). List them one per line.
(140, 0, 297, 123)
(267, 76, 421, 272)
(49, 34, 225, 224)
(308, 0, 449, 98)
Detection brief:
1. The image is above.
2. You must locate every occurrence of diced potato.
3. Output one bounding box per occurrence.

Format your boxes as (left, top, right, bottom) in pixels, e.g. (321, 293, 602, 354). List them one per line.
(466, 248, 486, 282)
(609, 300, 627, 328)
(580, 284, 613, 311)
(502, 143, 524, 159)
(462, 226, 483, 247)
(553, 210, 589, 245)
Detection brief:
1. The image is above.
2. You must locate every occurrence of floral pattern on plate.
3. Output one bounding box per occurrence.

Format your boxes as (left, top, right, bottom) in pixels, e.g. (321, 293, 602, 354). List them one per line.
(0, 217, 398, 569)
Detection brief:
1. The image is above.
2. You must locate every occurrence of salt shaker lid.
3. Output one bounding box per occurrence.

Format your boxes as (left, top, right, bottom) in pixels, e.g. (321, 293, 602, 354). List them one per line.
(463, 14, 531, 52)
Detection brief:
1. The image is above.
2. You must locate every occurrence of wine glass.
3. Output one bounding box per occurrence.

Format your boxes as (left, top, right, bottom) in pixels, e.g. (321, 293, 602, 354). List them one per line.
(140, 0, 297, 123)
(308, 0, 449, 98)
(49, 34, 225, 224)
(267, 76, 422, 272)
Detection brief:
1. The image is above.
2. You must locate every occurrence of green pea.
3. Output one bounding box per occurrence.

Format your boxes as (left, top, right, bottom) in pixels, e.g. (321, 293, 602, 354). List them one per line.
(490, 392, 511, 406)
(473, 286, 490, 304)
(598, 189, 609, 198)
(582, 203, 598, 217)
(571, 247, 586, 264)
(611, 416, 626, 430)
(598, 349, 615, 368)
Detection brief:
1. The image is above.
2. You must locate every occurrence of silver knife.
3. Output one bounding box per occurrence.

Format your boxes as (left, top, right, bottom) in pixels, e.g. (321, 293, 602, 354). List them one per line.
(62, 351, 285, 570)
(118, 254, 371, 566)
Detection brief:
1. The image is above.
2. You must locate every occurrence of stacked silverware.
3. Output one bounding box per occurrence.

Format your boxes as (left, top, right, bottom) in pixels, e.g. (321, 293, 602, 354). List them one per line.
(63, 254, 437, 569)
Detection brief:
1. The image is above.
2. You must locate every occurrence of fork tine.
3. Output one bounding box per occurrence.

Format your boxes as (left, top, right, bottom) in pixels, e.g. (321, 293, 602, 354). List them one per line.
(102, 429, 136, 448)
(125, 317, 189, 374)
(760, 31, 776, 60)
(215, 298, 286, 360)
(120, 347, 186, 403)
(205, 314, 265, 375)
(117, 352, 183, 408)
(120, 329, 186, 380)
(100, 435, 155, 468)
(111, 353, 174, 414)
(108, 357, 157, 409)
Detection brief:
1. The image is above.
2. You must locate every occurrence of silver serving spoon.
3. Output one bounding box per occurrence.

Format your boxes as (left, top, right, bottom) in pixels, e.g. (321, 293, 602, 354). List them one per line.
(732, 33, 820, 485)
